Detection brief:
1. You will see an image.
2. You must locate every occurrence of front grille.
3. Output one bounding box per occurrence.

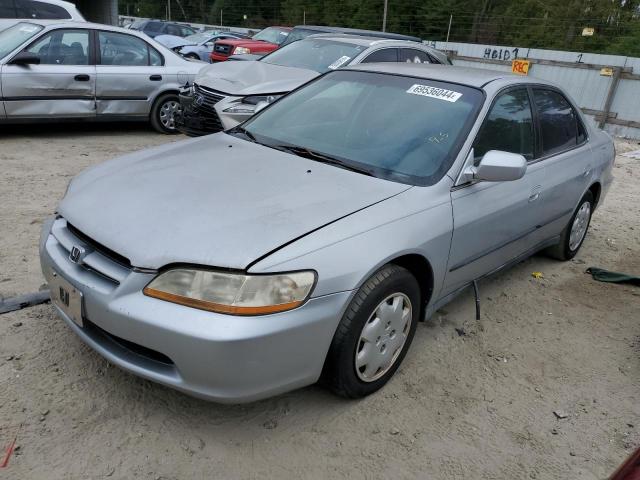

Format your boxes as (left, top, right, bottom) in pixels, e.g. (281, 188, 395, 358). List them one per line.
(190, 84, 226, 133)
(50, 217, 131, 284)
(194, 84, 225, 107)
(214, 44, 231, 55)
(67, 222, 131, 269)
(85, 319, 174, 366)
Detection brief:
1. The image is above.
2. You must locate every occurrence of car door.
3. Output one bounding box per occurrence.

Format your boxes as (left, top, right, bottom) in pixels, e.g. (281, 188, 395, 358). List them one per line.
(2, 28, 95, 118)
(530, 87, 593, 240)
(442, 87, 547, 296)
(95, 30, 165, 117)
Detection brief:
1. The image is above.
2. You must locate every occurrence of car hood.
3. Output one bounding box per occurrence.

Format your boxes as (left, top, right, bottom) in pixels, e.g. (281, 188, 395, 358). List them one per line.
(154, 34, 194, 49)
(195, 60, 317, 95)
(59, 134, 410, 270)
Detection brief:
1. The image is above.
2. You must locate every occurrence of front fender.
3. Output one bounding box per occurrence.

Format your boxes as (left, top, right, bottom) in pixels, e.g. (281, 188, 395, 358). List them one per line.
(248, 178, 454, 307)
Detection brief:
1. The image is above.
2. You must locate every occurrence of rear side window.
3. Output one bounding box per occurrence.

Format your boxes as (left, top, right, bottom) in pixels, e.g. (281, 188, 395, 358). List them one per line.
(474, 88, 535, 162)
(0, 0, 16, 18)
(362, 48, 398, 63)
(15, 0, 71, 19)
(400, 48, 431, 64)
(98, 31, 162, 66)
(533, 88, 583, 156)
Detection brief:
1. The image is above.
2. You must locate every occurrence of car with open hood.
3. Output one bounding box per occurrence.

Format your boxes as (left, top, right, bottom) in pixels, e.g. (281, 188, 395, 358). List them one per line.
(40, 64, 614, 403)
(177, 34, 450, 136)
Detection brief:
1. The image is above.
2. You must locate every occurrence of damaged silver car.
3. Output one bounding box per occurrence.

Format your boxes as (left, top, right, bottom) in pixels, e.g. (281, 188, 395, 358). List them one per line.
(0, 21, 205, 133)
(40, 65, 614, 403)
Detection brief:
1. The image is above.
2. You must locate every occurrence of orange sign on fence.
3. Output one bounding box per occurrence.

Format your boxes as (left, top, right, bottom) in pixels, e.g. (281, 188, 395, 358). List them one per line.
(512, 59, 531, 75)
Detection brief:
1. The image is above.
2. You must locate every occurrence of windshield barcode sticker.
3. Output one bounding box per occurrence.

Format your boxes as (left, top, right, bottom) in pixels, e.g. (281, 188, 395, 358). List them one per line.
(406, 84, 462, 102)
(328, 56, 351, 70)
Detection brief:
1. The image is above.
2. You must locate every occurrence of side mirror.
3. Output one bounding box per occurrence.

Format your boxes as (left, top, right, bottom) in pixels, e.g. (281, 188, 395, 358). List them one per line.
(10, 51, 41, 65)
(204, 42, 214, 47)
(466, 150, 527, 182)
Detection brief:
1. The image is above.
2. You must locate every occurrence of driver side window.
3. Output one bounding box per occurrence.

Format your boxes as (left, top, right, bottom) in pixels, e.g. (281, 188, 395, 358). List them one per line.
(26, 29, 89, 65)
(473, 88, 534, 164)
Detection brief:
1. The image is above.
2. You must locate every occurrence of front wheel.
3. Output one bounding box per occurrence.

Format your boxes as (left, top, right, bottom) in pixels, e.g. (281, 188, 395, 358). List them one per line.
(322, 264, 420, 399)
(185, 53, 200, 60)
(546, 190, 594, 260)
(150, 93, 181, 134)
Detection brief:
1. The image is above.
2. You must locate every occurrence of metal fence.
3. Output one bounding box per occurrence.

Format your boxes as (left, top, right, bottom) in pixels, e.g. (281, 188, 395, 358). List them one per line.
(426, 40, 640, 139)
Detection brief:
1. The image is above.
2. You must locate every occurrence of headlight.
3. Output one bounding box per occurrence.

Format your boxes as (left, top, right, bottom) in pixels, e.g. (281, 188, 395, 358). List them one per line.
(143, 269, 316, 315)
(223, 94, 282, 114)
(233, 46, 251, 55)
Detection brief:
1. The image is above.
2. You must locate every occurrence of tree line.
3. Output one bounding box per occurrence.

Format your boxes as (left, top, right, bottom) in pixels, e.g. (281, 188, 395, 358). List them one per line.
(119, 0, 640, 56)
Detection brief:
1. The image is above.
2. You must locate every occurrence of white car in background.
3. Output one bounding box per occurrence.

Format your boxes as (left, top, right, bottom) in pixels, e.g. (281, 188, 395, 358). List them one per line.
(0, 0, 84, 31)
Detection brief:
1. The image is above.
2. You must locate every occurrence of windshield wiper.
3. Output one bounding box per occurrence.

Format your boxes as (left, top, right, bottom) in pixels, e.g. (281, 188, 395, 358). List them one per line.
(228, 126, 257, 143)
(272, 145, 376, 177)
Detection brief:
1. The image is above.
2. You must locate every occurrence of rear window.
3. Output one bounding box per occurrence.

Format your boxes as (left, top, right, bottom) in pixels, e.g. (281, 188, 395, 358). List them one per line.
(15, 0, 71, 19)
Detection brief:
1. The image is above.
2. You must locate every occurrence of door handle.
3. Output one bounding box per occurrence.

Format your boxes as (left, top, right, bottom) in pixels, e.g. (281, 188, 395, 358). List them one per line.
(74, 74, 90, 82)
(529, 185, 542, 203)
(149, 74, 162, 81)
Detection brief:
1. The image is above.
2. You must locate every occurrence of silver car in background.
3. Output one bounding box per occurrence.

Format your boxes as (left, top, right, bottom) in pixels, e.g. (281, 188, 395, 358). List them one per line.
(177, 34, 451, 136)
(0, 21, 205, 132)
(40, 65, 614, 403)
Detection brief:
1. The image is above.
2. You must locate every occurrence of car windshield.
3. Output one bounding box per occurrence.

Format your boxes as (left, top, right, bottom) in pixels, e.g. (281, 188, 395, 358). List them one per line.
(252, 27, 289, 44)
(184, 32, 216, 44)
(239, 70, 483, 186)
(0, 22, 44, 60)
(262, 39, 366, 73)
(279, 27, 326, 47)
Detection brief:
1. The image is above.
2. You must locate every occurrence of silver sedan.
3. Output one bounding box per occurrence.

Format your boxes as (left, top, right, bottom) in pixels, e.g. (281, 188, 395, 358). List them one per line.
(40, 64, 614, 403)
(0, 21, 205, 133)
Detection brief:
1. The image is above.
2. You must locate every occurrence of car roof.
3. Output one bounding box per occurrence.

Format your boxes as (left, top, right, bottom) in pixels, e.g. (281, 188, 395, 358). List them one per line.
(304, 34, 431, 48)
(345, 63, 549, 89)
(291, 25, 421, 42)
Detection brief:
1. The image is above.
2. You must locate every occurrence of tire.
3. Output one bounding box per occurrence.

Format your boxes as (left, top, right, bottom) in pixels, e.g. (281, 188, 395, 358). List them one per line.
(150, 93, 181, 134)
(185, 53, 200, 60)
(322, 264, 420, 399)
(546, 190, 594, 260)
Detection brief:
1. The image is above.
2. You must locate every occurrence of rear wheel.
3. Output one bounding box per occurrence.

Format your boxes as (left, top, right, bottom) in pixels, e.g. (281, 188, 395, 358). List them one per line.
(546, 190, 594, 260)
(322, 264, 420, 398)
(150, 93, 181, 134)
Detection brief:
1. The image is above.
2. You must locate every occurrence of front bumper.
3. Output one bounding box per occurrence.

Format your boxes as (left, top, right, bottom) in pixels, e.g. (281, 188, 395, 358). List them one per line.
(39, 217, 352, 403)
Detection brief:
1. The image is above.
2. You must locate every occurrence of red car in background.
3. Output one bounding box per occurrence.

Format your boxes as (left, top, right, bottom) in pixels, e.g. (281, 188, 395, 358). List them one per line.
(210, 26, 291, 62)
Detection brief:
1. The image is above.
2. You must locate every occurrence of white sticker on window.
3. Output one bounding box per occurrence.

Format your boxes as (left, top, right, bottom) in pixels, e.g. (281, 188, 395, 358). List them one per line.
(328, 56, 351, 70)
(406, 84, 462, 102)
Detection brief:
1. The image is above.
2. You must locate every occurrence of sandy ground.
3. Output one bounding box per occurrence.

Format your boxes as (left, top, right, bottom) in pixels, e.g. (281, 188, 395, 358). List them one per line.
(0, 123, 638, 480)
